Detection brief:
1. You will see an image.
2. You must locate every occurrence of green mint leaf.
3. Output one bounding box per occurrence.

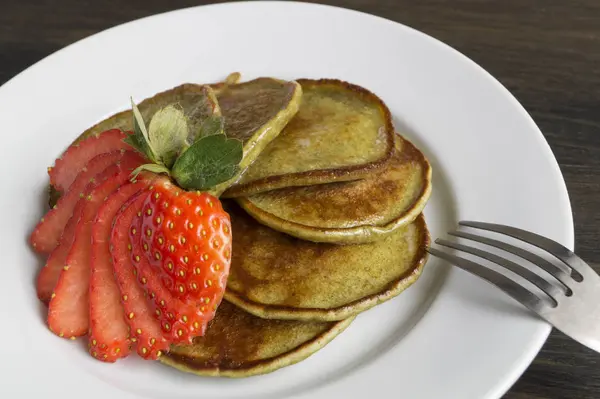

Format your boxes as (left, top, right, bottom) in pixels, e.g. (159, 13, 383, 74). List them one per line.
(129, 98, 158, 162)
(195, 115, 225, 141)
(171, 134, 243, 191)
(130, 163, 171, 181)
(148, 105, 189, 168)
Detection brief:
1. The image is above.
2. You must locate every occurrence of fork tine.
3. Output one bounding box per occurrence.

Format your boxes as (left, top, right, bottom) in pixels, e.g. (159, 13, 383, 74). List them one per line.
(427, 248, 549, 313)
(448, 230, 573, 293)
(460, 221, 592, 281)
(436, 239, 562, 302)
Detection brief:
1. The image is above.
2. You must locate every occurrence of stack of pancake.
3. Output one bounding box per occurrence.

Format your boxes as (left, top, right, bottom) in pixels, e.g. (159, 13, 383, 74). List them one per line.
(65, 75, 432, 377)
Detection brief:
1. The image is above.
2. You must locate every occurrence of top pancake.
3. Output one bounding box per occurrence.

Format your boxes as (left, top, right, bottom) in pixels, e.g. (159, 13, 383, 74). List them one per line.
(223, 79, 395, 197)
(49, 77, 302, 205)
(236, 135, 432, 244)
(77, 77, 301, 161)
(75, 84, 220, 143)
(214, 78, 303, 191)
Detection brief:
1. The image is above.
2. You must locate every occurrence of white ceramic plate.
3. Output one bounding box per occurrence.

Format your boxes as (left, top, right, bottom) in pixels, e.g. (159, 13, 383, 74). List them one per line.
(0, 2, 573, 398)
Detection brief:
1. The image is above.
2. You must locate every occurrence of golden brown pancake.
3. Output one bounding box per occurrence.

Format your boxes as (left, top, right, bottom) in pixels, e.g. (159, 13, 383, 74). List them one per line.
(223, 79, 395, 197)
(236, 135, 432, 244)
(223, 202, 430, 321)
(160, 301, 353, 377)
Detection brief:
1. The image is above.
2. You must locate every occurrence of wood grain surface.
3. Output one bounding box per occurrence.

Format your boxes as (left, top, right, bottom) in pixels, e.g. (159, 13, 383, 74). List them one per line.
(1, 1, 599, 398)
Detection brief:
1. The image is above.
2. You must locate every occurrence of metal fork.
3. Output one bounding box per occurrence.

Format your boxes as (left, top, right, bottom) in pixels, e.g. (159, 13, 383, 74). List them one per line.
(427, 221, 600, 353)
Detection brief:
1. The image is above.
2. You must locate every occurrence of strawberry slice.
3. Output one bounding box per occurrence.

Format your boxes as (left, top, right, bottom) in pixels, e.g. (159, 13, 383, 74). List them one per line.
(49, 129, 132, 193)
(36, 151, 145, 304)
(47, 157, 144, 339)
(31, 150, 131, 254)
(131, 234, 208, 346)
(132, 180, 232, 344)
(88, 178, 155, 362)
(139, 180, 231, 306)
(111, 192, 169, 360)
(37, 199, 85, 305)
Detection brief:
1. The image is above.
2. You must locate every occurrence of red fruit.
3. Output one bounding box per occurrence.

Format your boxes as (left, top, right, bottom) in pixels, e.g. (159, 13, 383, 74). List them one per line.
(88, 178, 154, 362)
(111, 192, 169, 360)
(136, 179, 232, 340)
(37, 200, 84, 305)
(130, 221, 208, 345)
(31, 150, 139, 254)
(36, 151, 145, 304)
(47, 158, 144, 339)
(49, 129, 133, 193)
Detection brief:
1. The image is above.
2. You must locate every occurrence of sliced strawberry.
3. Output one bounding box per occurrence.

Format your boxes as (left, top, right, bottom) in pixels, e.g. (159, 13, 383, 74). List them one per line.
(31, 150, 134, 254)
(47, 157, 144, 339)
(111, 192, 169, 360)
(140, 180, 231, 305)
(133, 180, 232, 344)
(49, 129, 133, 193)
(88, 178, 154, 362)
(36, 151, 145, 304)
(132, 236, 208, 346)
(37, 199, 85, 305)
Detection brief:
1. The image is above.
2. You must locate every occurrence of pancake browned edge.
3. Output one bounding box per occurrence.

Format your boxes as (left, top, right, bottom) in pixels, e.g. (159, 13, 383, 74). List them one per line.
(223, 203, 430, 321)
(236, 135, 432, 244)
(223, 78, 396, 197)
(159, 301, 354, 378)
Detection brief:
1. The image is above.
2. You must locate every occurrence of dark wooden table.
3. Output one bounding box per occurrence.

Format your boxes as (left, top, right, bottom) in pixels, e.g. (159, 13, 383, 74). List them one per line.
(2, 0, 599, 397)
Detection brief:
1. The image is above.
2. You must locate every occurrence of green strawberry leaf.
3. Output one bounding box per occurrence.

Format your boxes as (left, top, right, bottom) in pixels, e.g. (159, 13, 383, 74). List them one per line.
(127, 98, 158, 162)
(195, 115, 225, 141)
(123, 134, 150, 159)
(148, 105, 189, 168)
(131, 98, 150, 141)
(171, 134, 243, 191)
(130, 163, 171, 181)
